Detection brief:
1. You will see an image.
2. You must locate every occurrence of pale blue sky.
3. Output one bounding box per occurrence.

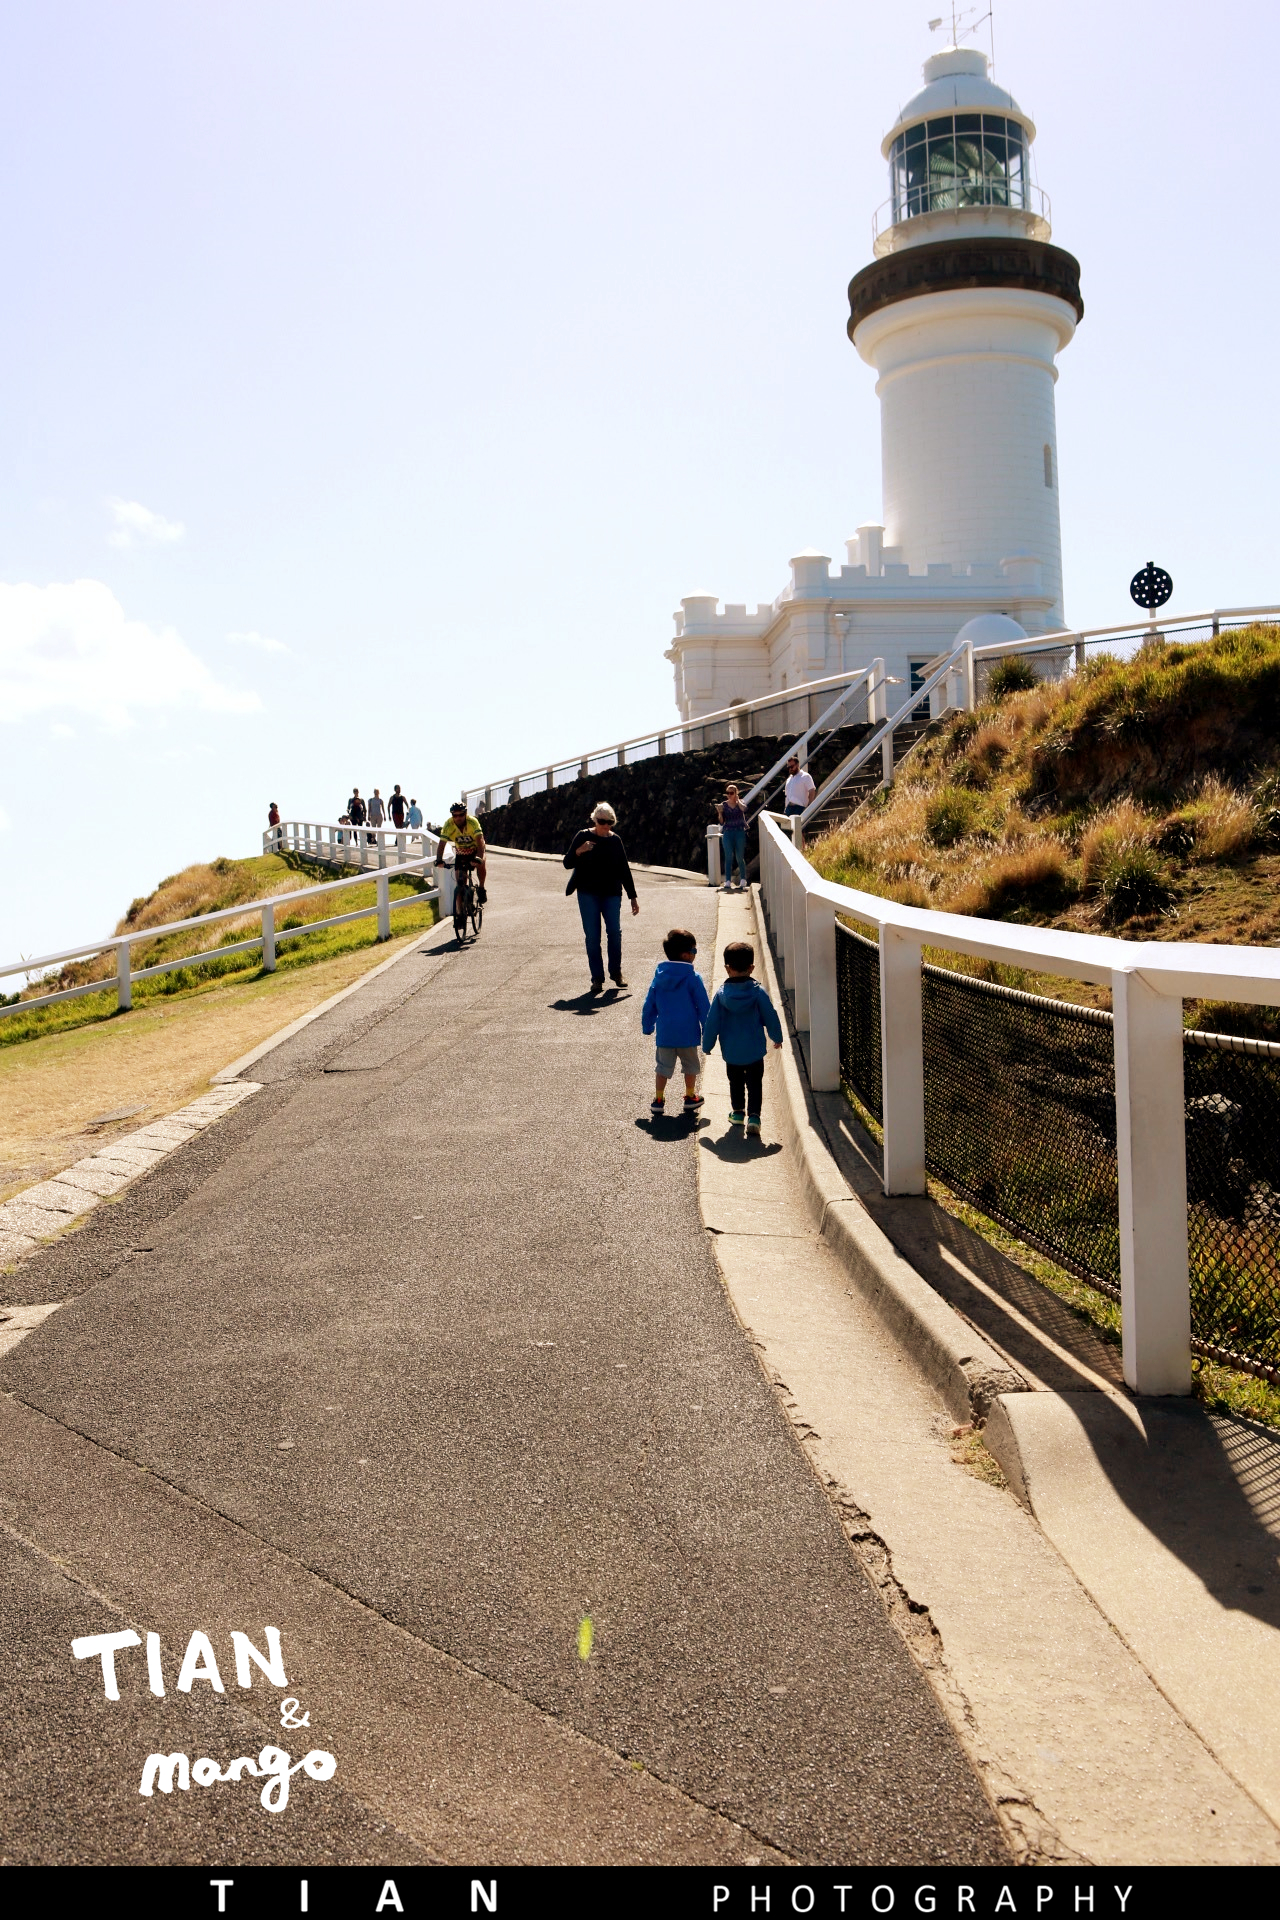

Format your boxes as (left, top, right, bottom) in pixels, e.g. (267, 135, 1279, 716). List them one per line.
(2, 0, 1276, 961)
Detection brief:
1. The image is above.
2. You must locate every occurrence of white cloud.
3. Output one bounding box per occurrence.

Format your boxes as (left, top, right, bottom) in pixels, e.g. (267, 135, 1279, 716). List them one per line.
(0, 580, 260, 729)
(0, 806, 10, 832)
(227, 628, 290, 655)
(108, 497, 186, 548)
(50, 722, 75, 739)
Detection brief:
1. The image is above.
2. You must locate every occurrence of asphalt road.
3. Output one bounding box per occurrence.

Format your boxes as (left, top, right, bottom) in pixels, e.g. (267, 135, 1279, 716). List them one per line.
(0, 852, 1004, 1865)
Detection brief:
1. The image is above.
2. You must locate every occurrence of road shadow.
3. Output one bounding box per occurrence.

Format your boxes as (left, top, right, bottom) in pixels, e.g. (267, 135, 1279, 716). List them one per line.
(1064, 1394, 1280, 1634)
(634, 1115, 709, 1141)
(698, 1135, 784, 1162)
(549, 989, 630, 1015)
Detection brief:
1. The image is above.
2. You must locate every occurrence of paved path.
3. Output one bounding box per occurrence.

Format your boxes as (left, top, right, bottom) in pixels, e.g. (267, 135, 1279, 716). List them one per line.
(0, 853, 1003, 1865)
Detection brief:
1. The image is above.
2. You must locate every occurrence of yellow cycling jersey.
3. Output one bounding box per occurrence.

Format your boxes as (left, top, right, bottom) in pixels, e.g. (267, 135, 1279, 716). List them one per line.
(441, 814, 485, 855)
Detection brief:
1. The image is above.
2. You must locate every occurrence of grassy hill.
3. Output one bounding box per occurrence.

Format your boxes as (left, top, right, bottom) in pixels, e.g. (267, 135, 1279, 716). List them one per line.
(809, 622, 1280, 1036)
(2, 851, 436, 1047)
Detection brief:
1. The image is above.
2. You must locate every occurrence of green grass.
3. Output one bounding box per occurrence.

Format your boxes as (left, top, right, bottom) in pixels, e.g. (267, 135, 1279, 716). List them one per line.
(0, 881, 437, 1049)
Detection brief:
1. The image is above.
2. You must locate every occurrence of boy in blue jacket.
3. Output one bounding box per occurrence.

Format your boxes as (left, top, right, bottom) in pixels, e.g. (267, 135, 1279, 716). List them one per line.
(702, 939, 784, 1135)
(642, 928, 712, 1116)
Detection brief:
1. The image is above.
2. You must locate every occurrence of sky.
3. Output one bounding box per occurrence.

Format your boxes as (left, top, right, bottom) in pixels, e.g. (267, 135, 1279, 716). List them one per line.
(1, 0, 1277, 964)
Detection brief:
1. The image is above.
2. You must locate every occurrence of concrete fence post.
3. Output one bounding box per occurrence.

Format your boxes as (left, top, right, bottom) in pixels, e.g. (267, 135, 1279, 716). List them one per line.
(616, 746, 626, 769)
(262, 903, 276, 972)
(882, 733, 894, 787)
(1112, 968, 1192, 1395)
(658, 734, 667, 757)
(116, 942, 132, 1011)
(806, 892, 839, 1090)
(879, 927, 926, 1194)
(962, 640, 975, 711)
(376, 872, 391, 942)
(791, 861, 810, 1028)
(706, 824, 722, 888)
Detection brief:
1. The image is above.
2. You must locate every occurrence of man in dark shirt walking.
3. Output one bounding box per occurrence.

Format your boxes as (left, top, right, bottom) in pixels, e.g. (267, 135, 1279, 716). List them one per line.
(563, 802, 639, 992)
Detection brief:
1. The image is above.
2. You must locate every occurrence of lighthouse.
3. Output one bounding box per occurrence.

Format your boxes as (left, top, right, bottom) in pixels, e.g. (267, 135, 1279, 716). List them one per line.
(848, 44, 1082, 629)
(665, 41, 1084, 725)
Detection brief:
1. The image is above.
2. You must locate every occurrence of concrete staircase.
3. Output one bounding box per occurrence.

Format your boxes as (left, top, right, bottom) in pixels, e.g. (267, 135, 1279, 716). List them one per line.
(803, 718, 934, 840)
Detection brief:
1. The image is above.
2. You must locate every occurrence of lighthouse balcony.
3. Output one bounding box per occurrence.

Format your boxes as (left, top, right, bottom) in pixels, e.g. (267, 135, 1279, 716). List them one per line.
(872, 181, 1051, 257)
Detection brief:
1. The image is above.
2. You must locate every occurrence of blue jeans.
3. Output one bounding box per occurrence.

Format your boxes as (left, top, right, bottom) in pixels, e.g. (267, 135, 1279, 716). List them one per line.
(577, 891, 622, 980)
(722, 827, 747, 886)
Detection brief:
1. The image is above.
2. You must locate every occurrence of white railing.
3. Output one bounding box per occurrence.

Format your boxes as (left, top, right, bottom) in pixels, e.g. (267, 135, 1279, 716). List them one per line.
(757, 811, 1280, 1399)
(799, 604, 1280, 829)
(264, 818, 435, 872)
(1, 841, 441, 1022)
(462, 665, 885, 815)
(871, 181, 1052, 248)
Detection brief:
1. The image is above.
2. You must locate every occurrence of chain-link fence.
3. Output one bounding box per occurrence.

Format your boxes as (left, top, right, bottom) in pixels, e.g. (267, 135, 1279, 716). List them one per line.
(836, 921, 883, 1124)
(834, 919, 1280, 1382)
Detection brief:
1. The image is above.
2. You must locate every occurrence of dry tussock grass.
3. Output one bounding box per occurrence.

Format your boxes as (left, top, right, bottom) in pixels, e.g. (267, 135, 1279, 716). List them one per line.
(943, 841, 1070, 917)
(1080, 799, 1157, 888)
(1188, 776, 1258, 861)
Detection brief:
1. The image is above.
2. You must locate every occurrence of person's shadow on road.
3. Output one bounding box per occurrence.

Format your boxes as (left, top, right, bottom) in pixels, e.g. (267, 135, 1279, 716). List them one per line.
(634, 1115, 708, 1140)
(549, 989, 631, 1016)
(698, 1134, 784, 1162)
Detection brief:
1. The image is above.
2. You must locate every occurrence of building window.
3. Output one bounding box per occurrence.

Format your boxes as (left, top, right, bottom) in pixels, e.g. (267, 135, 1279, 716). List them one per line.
(890, 113, 1029, 224)
(1044, 443, 1054, 488)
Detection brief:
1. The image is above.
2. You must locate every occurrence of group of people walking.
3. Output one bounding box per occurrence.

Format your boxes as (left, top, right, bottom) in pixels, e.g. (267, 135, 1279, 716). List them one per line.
(561, 795, 785, 1136)
(343, 786, 423, 839)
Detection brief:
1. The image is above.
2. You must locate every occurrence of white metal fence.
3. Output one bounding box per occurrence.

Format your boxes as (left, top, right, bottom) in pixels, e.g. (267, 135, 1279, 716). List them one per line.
(758, 810, 1280, 1399)
(1, 839, 441, 1022)
(264, 819, 435, 871)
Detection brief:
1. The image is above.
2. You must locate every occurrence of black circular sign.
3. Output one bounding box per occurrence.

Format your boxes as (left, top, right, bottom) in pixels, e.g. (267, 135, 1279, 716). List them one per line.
(1130, 561, 1173, 610)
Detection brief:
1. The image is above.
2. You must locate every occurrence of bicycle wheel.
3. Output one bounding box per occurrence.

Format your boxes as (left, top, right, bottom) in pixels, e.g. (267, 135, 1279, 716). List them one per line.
(469, 896, 483, 937)
(453, 884, 469, 940)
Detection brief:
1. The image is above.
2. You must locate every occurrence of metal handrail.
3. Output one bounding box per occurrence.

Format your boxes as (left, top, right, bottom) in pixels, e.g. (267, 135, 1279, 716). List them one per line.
(872, 180, 1050, 245)
(464, 666, 877, 808)
(797, 603, 1280, 829)
(739, 663, 886, 813)
(465, 604, 1280, 816)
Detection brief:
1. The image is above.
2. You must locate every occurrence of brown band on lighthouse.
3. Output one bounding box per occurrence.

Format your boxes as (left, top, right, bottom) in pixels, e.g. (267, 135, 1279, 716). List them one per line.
(848, 237, 1084, 339)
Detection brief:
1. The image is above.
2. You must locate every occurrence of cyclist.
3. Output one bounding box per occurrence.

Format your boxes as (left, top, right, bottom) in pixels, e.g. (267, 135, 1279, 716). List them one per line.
(436, 801, 488, 903)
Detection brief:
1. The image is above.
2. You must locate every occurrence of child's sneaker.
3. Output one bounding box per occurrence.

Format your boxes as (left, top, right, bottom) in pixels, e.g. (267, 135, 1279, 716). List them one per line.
(650, 1097, 666, 1116)
(728, 1109, 745, 1127)
(746, 1115, 762, 1135)
(683, 1093, 704, 1111)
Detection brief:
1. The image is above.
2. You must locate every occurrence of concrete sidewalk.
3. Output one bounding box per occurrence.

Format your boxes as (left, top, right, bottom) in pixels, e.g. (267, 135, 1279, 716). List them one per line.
(703, 886, 1280, 1862)
(0, 852, 1003, 1865)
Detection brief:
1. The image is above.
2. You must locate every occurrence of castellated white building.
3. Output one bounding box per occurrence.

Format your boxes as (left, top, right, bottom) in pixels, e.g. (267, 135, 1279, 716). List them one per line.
(665, 44, 1084, 724)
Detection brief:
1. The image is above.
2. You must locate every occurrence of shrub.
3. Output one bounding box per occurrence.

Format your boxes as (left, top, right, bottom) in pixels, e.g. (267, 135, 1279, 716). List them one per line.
(925, 789, 981, 848)
(987, 655, 1039, 699)
(1097, 844, 1173, 923)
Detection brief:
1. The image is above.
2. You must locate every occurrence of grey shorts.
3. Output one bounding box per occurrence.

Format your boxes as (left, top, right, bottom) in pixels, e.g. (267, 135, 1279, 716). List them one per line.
(656, 1044, 702, 1077)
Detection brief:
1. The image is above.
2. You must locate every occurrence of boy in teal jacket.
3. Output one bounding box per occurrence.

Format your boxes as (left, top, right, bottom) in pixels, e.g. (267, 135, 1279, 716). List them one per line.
(702, 939, 783, 1135)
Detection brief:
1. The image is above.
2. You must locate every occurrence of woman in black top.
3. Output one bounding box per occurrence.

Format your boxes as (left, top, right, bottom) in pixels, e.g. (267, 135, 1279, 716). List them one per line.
(563, 802, 639, 991)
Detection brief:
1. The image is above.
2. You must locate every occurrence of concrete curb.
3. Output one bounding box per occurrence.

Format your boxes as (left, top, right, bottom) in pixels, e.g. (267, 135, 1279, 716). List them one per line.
(751, 885, 1025, 1426)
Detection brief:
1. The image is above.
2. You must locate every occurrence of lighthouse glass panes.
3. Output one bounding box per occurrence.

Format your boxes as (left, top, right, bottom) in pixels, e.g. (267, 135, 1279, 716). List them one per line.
(890, 115, 1028, 223)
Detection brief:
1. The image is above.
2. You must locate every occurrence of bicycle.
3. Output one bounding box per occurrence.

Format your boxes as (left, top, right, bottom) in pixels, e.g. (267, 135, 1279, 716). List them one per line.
(452, 855, 483, 943)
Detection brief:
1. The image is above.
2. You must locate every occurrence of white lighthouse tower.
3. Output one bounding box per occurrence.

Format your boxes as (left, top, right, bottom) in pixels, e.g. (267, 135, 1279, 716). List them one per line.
(849, 43, 1081, 627)
(665, 42, 1084, 724)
